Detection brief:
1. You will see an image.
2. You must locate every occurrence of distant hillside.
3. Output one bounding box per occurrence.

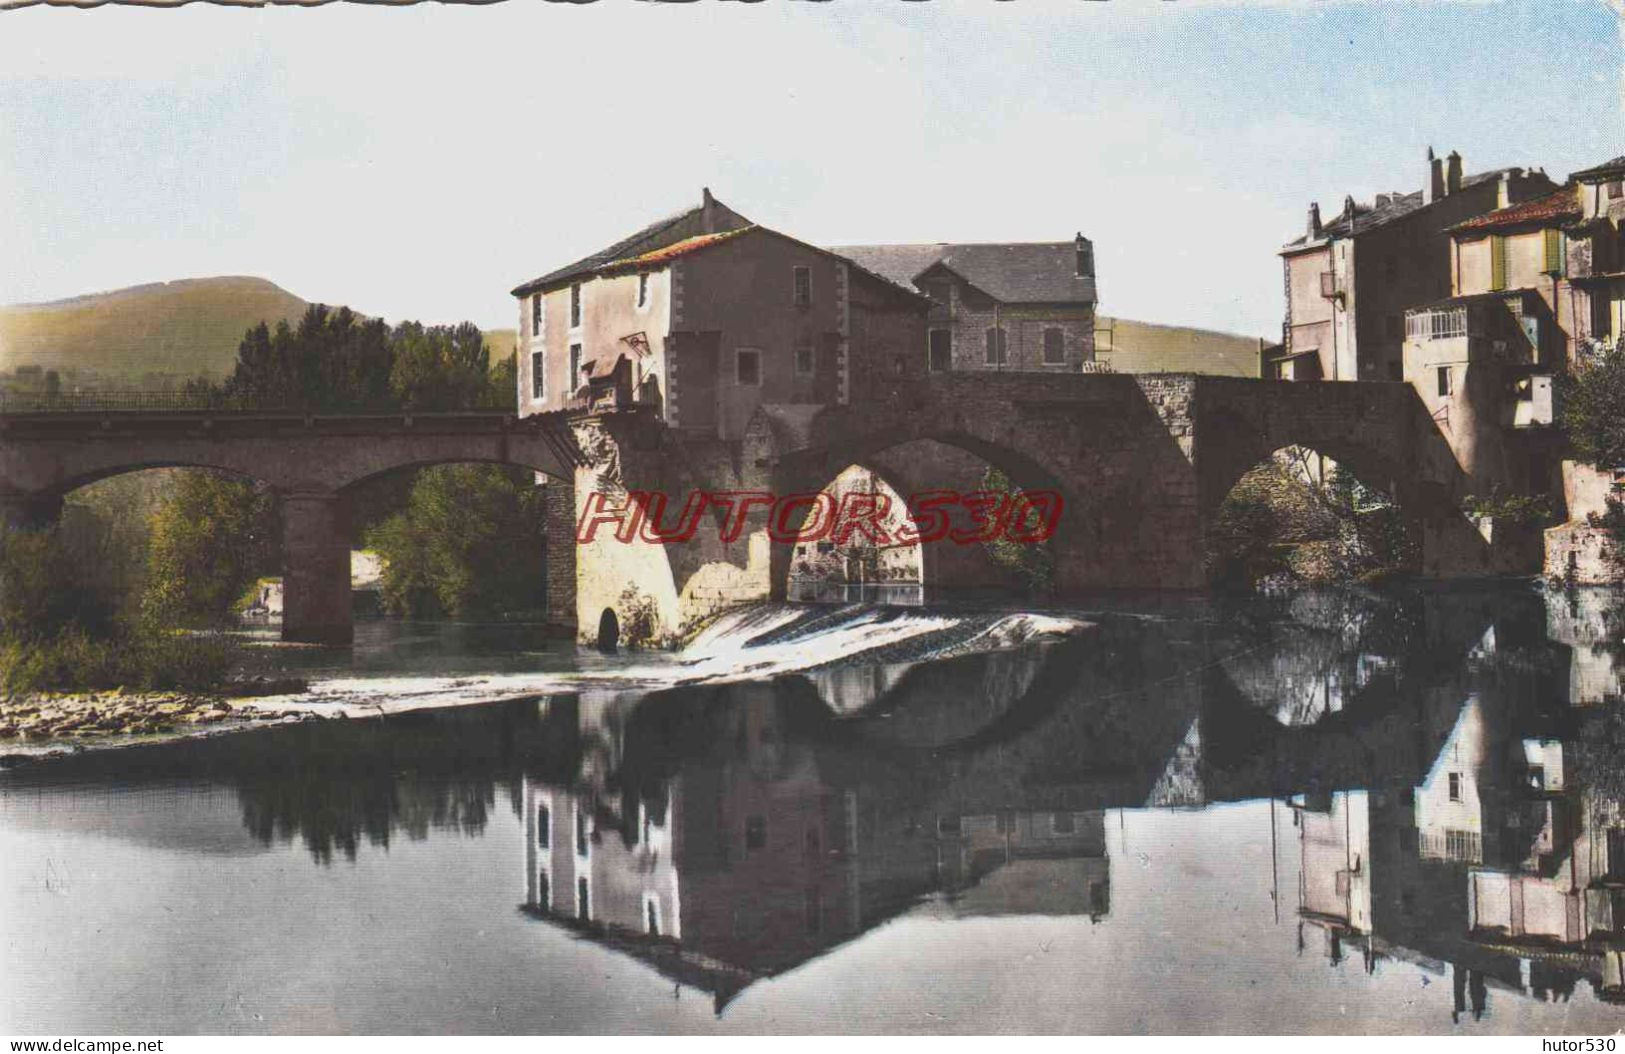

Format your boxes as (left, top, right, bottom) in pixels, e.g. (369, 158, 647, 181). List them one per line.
(0, 277, 312, 383)
(1096, 317, 1266, 378)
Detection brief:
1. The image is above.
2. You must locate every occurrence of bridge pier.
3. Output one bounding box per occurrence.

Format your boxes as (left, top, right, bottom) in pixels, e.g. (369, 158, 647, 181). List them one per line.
(282, 491, 353, 645)
(0, 489, 63, 532)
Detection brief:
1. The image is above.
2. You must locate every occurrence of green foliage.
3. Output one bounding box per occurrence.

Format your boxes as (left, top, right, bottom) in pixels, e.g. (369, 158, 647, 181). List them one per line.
(0, 627, 232, 694)
(205, 304, 513, 412)
(0, 526, 116, 642)
(979, 467, 1055, 595)
(143, 472, 281, 628)
(365, 465, 546, 619)
(1208, 448, 1417, 591)
(1561, 340, 1625, 470)
(0, 524, 233, 693)
(1460, 487, 1557, 527)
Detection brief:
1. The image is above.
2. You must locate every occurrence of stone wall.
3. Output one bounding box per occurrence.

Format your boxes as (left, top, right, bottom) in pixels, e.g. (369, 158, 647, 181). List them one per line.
(543, 475, 577, 634)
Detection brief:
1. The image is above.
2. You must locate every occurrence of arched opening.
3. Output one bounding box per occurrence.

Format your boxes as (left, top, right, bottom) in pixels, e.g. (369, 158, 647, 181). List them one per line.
(775, 435, 1065, 604)
(339, 461, 559, 624)
(785, 464, 924, 605)
(597, 608, 620, 653)
(49, 465, 283, 631)
(1207, 445, 1419, 592)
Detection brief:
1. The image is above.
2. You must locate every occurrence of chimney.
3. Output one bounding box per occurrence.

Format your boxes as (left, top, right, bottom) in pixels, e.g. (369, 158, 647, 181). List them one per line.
(701, 187, 717, 233)
(1344, 194, 1357, 221)
(1427, 147, 1445, 204)
(1308, 202, 1322, 238)
(1498, 171, 1514, 209)
(1074, 232, 1093, 277)
(1446, 151, 1463, 195)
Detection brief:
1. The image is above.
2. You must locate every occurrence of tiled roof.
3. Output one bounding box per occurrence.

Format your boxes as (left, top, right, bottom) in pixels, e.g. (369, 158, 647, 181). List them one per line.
(1570, 155, 1625, 183)
(596, 228, 754, 273)
(830, 242, 1096, 304)
(1449, 186, 1580, 233)
(510, 192, 751, 297)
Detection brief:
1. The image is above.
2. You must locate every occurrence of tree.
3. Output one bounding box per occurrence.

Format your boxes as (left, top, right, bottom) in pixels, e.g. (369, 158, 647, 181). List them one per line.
(1562, 339, 1625, 470)
(388, 321, 490, 411)
(143, 471, 281, 627)
(365, 465, 546, 619)
(226, 305, 393, 410)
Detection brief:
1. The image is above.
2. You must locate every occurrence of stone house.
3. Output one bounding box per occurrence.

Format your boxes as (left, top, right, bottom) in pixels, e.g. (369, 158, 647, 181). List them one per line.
(511, 189, 930, 442)
(831, 238, 1097, 374)
(1278, 149, 1557, 382)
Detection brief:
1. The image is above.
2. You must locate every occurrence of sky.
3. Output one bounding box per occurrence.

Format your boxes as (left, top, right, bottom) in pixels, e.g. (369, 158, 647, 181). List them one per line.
(1, 0, 1623, 338)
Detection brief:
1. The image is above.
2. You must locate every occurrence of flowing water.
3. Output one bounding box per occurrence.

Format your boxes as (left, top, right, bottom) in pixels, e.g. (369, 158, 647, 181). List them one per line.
(5, 584, 1625, 1035)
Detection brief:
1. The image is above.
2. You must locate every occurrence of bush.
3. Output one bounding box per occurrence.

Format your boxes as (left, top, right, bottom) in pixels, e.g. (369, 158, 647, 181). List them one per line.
(1562, 339, 1625, 471)
(365, 464, 547, 619)
(979, 467, 1055, 595)
(143, 471, 280, 628)
(0, 626, 232, 694)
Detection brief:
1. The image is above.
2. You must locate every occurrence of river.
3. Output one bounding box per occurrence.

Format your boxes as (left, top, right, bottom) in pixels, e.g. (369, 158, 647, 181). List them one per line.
(4, 583, 1625, 1035)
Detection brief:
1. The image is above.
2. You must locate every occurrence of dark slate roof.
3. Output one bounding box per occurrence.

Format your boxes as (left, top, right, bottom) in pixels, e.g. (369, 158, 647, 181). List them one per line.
(1570, 155, 1625, 182)
(1282, 169, 1527, 251)
(830, 242, 1097, 305)
(510, 192, 751, 297)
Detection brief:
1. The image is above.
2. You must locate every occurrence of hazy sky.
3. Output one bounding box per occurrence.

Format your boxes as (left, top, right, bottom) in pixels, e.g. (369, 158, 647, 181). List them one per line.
(2, 0, 1622, 337)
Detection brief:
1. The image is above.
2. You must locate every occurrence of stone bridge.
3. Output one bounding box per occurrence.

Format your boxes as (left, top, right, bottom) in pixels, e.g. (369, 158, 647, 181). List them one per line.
(0, 373, 1517, 649)
(576, 372, 1514, 646)
(0, 408, 582, 643)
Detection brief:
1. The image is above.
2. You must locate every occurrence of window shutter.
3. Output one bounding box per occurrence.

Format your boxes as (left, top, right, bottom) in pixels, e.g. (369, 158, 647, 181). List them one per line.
(1491, 235, 1507, 291)
(1544, 229, 1562, 275)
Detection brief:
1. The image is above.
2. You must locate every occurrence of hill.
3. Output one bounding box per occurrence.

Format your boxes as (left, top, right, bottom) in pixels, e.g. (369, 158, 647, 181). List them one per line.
(0, 277, 312, 384)
(1096, 317, 1266, 378)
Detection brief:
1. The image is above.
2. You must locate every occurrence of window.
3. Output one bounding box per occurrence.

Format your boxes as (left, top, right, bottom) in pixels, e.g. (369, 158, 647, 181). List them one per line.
(531, 351, 545, 400)
(536, 869, 550, 913)
(1437, 365, 1453, 398)
(1406, 307, 1466, 341)
(735, 348, 761, 386)
(928, 329, 952, 372)
(1544, 228, 1564, 275)
(795, 339, 814, 376)
(576, 807, 589, 856)
(537, 804, 551, 848)
(984, 327, 1008, 365)
(637, 273, 649, 309)
(646, 899, 661, 937)
(531, 294, 543, 337)
(569, 344, 583, 391)
(1490, 234, 1508, 292)
(1043, 327, 1066, 364)
(576, 877, 590, 921)
(1610, 180, 1623, 200)
(1447, 772, 1462, 802)
(793, 266, 812, 307)
(1053, 811, 1076, 835)
(569, 282, 583, 329)
(745, 815, 767, 851)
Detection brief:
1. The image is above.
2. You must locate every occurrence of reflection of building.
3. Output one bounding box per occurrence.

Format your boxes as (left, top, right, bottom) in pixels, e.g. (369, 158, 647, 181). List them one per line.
(519, 686, 1112, 1013)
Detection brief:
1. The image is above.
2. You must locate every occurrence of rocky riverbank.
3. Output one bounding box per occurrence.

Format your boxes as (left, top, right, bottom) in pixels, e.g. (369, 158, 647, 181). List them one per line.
(0, 678, 310, 741)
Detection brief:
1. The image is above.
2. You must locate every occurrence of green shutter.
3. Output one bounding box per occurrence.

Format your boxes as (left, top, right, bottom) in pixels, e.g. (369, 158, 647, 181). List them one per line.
(1491, 235, 1507, 291)
(1543, 228, 1563, 275)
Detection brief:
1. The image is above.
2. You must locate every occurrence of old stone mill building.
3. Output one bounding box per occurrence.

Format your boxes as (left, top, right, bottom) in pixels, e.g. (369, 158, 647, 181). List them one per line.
(2, 154, 1619, 648)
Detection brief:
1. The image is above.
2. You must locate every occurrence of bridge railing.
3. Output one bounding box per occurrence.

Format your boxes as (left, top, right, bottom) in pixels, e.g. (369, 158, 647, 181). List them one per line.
(0, 390, 519, 414)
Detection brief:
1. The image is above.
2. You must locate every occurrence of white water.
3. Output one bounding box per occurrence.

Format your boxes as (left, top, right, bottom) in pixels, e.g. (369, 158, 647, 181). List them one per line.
(232, 603, 1092, 721)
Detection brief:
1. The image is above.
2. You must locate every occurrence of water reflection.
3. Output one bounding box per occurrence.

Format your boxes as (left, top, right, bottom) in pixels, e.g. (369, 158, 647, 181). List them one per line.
(5, 583, 1625, 1032)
